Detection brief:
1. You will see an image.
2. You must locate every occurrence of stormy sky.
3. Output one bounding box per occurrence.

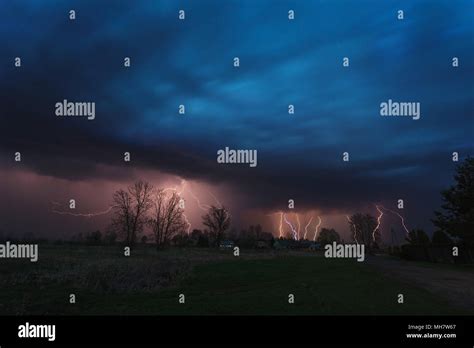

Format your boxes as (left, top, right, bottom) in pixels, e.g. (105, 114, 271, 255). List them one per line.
(0, 0, 472, 240)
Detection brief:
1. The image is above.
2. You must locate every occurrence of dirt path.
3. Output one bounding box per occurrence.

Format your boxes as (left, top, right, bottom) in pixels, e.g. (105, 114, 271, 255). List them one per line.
(366, 255, 474, 312)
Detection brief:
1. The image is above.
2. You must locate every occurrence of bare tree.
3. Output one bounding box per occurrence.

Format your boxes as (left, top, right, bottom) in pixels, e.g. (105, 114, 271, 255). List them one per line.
(148, 190, 187, 249)
(202, 206, 231, 247)
(111, 180, 154, 247)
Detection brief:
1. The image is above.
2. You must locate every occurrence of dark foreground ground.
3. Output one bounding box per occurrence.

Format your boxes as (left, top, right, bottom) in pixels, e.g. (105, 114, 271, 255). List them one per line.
(0, 245, 471, 315)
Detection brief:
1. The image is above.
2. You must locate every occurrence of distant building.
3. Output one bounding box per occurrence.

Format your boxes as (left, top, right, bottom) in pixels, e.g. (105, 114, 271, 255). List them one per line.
(219, 240, 235, 250)
(273, 239, 298, 249)
(256, 240, 271, 249)
(273, 239, 321, 250)
(308, 242, 321, 251)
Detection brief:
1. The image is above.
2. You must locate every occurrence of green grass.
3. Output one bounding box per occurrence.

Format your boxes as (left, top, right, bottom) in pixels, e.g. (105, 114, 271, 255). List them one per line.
(0, 245, 465, 315)
(111, 257, 464, 315)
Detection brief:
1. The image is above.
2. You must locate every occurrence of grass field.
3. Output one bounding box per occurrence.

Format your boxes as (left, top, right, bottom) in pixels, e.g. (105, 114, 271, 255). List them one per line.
(0, 245, 467, 315)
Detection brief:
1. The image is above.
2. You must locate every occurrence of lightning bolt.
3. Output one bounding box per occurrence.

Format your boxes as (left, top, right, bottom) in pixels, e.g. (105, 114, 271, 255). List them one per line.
(266, 211, 284, 238)
(295, 213, 301, 240)
(163, 181, 185, 195)
(51, 201, 114, 218)
(373, 205, 384, 241)
(207, 190, 222, 208)
(181, 214, 191, 234)
(378, 205, 410, 236)
(279, 212, 284, 237)
(205, 187, 230, 223)
(346, 215, 358, 244)
(371, 204, 410, 243)
(313, 216, 322, 241)
(283, 213, 298, 240)
(181, 180, 227, 231)
(185, 183, 211, 211)
(303, 216, 314, 240)
(51, 179, 225, 236)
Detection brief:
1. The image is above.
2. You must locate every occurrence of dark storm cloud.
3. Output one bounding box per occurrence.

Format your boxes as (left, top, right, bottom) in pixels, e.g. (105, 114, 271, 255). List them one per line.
(0, 0, 473, 228)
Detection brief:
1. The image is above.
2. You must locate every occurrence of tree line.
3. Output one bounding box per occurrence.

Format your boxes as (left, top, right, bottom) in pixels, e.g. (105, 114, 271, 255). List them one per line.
(110, 180, 230, 249)
(64, 157, 472, 251)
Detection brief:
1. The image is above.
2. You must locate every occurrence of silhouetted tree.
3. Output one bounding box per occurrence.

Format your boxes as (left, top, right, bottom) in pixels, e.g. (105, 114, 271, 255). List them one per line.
(406, 229, 430, 245)
(72, 232, 84, 244)
(197, 232, 209, 247)
(259, 231, 274, 241)
(316, 228, 341, 245)
(104, 230, 117, 245)
(254, 224, 263, 240)
(86, 230, 102, 245)
(172, 232, 190, 247)
(202, 206, 230, 247)
(432, 157, 474, 246)
(189, 229, 202, 246)
(148, 190, 187, 249)
(227, 227, 239, 241)
(111, 180, 154, 247)
(432, 230, 453, 245)
(347, 213, 378, 251)
(238, 227, 257, 248)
